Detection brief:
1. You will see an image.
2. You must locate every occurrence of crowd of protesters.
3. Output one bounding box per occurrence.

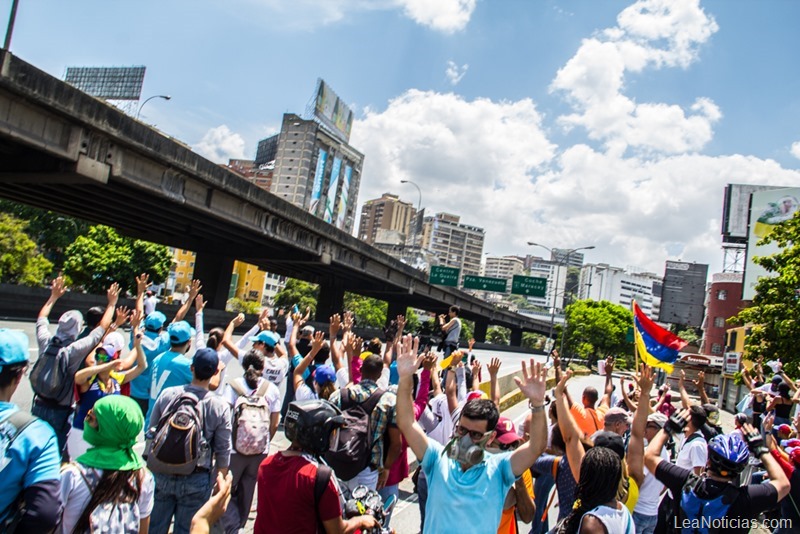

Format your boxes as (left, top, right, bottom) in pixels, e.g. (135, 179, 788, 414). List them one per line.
(1, 275, 799, 533)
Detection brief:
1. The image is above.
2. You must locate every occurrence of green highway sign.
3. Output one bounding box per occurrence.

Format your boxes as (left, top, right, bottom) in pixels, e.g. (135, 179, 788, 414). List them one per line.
(429, 266, 460, 287)
(463, 275, 508, 293)
(511, 275, 547, 297)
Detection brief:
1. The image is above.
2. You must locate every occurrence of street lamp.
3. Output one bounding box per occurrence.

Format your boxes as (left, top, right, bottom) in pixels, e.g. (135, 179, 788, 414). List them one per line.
(400, 179, 422, 261)
(137, 94, 171, 120)
(527, 242, 595, 363)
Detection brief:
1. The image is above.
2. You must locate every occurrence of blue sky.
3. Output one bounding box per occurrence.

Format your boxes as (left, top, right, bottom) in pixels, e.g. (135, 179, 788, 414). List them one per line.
(8, 0, 800, 275)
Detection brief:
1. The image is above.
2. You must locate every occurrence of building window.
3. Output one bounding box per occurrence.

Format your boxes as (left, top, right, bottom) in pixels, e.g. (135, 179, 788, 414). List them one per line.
(713, 317, 725, 328)
(711, 343, 722, 354)
(717, 289, 728, 300)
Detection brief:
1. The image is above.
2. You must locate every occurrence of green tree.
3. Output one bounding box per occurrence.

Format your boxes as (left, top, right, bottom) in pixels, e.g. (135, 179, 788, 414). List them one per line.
(404, 308, 421, 332)
(227, 297, 262, 315)
(344, 293, 388, 328)
(563, 299, 633, 367)
(460, 319, 474, 343)
(273, 278, 319, 315)
(487, 326, 510, 345)
(0, 213, 53, 286)
(564, 266, 581, 307)
(62, 226, 172, 294)
(734, 211, 800, 375)
(676, 327, 701, 346)
(522, 332, 544, 350)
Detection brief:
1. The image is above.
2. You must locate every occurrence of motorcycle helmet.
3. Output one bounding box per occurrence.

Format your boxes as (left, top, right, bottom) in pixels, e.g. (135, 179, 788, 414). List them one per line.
(707, 434, 749, 477)
(284, 399, 345, 457)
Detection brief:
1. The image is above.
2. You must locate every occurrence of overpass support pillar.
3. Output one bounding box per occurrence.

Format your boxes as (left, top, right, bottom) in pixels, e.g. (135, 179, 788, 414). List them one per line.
(509, 327, 523, 348)
(386, 301, 407, 327)
(317, 278, 345, 321)
(192, 252, 235, 309)
(473, 320, 489, 343)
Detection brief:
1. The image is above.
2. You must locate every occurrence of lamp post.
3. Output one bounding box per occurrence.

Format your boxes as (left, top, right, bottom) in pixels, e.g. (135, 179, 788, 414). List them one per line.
(4, 0, 20, 50)
(528, 242, 595, 363)
(136, 94, 171, 120)
(400, 179, 422, 262)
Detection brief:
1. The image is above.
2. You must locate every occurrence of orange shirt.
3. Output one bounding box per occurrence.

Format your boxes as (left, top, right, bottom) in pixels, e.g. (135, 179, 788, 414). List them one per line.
(497, 470, 534, 534)
(569, 404, 608, 437)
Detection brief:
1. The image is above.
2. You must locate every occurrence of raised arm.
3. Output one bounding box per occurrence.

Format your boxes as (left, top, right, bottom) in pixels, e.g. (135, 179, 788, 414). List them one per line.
(488, 357, 502, 408)
(510, 359, 548, 477)
(75, 360, 120, 389)
(395, 335, 429, 461)
(781, 371, 797, 393)
(329, 316, 345, 372)
(134, 273, 148, 320)
(470, 360, 482, 392)
(693, 371, 710, 405)
(39, 275, 67, 320)
(288, 311, 305, 357)
(455, 363, 468, 402)
(627, 365, 654, 488)
(97, 283, 120, 331)
(555, 371, 585, 483)
(293, 332, 325, 391)
(121, 323, 148, 384)
(678, 370, 692, 409)
(619, 376, 637, 412)
(221, 314, 245, 359)
(600, 356, 615, 409)
(742, 422, 790, 500)
(415, 354, 435, 420)
(194, 294, 207, 350)
(174, 279, 201, 323)
(645, 408, 690, 475)
(741, 368, 755, 390)
(445, 362, 459, 415)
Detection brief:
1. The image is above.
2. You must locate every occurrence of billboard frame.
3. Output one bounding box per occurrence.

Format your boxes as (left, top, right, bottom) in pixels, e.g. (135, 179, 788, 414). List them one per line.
(64, 66, 146, 100)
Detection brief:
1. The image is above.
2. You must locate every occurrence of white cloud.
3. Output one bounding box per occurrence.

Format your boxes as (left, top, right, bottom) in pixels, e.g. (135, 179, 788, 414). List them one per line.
(398, 0, 476, 33)
(194, 125, 246, 163)
(551, 0, 720, 155)
(791, 141, 800, 160)
(445, 61, 469, 85)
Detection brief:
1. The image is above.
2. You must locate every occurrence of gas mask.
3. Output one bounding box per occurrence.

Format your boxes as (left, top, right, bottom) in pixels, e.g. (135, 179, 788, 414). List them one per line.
(443, 432, 492, 469)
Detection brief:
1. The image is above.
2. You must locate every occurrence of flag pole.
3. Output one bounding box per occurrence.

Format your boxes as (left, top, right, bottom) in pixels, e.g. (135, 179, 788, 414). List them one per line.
(632, 300, 640, 373)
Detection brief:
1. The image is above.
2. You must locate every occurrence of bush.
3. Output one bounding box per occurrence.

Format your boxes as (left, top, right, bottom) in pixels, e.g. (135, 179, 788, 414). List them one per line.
(226, 297, 261, 315)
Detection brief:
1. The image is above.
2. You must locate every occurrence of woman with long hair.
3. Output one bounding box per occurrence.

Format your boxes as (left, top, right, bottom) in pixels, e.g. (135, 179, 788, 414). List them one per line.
(292, 331, 338, 401)
(59, 395, 154, 533)
(767, 382, 799, 430)
(221, 349, 281, 534)
(557, 446, 634, 534)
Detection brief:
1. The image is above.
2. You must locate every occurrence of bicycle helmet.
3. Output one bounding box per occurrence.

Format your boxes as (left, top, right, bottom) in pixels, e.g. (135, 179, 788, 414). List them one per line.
(284, 399, 345, 457)
(707, 434, 749, 477)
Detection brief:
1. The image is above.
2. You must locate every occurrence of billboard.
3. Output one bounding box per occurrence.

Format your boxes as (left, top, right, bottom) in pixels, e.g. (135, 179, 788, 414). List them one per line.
(309, 148, 328, 215)
(64, 66, 146, 100)
(314, 79, 354, 142)
(743, 187, 800, 299)
(721, 184, 787, 244)
(324, 157, 342, 223)
(335, 165, 352, 230)
(658, 261, 708, 327)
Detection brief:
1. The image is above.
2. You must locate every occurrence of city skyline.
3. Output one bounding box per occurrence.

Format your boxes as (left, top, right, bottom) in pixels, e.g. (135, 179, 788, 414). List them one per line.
(8, 0, 800, 275)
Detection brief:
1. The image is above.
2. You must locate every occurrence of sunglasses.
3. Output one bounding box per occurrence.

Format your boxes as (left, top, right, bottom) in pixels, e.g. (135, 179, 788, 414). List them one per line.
(95, 351, 113, 363)
(456, 425, 491, 442)
(497, 441, 520, 451)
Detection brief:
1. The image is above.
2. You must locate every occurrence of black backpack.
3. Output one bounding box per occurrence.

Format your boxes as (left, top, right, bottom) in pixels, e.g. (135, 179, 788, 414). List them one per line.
(29, 337, 71, 403)
(146, 390, 206, 475)
(324, 387, 384, 481)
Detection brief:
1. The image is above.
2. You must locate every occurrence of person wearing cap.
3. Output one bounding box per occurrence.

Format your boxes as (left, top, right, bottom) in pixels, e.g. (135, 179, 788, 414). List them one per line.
(0, 329, 62, 531)
(32, 276, 120, 461)
(602, 407, 632, 438)
(148, 347, 232, 534)
(292, 332, 340, 403)
(67, 312, 149, 459)
(246, 330, 288, 388)
(58, 395, 155, 533)
(146, 320, 197, 427)
(491, 417, 535, 534)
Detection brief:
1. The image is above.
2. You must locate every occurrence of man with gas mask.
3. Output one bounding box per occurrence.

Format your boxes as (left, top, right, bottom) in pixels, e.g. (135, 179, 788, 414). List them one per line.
(395, 334, 548, 533)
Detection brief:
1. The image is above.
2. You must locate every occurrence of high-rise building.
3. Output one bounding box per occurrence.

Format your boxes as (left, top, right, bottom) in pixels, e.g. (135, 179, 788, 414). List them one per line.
(357, 193, 416, 245)
(420, 213, 485, 278)
(254, 135, 279, 167)
(551, 248, 586, 268)
(269, 113, 363, 234)
(579, 263, 662, 319)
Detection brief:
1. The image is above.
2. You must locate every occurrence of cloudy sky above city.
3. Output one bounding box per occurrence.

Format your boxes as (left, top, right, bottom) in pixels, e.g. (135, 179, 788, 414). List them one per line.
(11, 0, 800, 275)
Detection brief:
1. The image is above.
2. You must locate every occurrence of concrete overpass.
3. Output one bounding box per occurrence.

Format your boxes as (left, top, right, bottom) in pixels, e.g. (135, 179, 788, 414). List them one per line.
(0, 50, 550, 343)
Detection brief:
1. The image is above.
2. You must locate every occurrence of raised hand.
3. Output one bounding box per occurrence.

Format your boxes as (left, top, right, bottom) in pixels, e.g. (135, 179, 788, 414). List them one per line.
(114, 306, 130, 326)
(468, 338, 475, 351)
(422, 352, 437, 371)
(488, 357, 502, 377)
(135, 273, 149, 295)
(49, 275, 67, 299)
(636, 364, 654, 395)
(233, 313, 245, 328)
(605, 356, 615, 374)
(515, 359, 547, 405)
(189, 279, 203, 298)
(107, 282, 121, 306)
(692, 371, 705, 387)
(396, 315, 406, 334)
(329, 314, 342, 336)
(195, 294, 207, 313)
(311, 331, 325, 352)
(555, 370, 572, 397)
(129, 309, 143, 330)
(342, 311, 354, 332)
(395, 334, 421, 379)
(471, 359, 482, 377)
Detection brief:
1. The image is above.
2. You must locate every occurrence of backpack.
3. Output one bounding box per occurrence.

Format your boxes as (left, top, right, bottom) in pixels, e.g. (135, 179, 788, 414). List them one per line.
(314, 463, 333, 533)
(29, 337, 71, 403)
(679, 475, 739, 534)
(146, 390, 207, 475)
(324, 387, 385, 481)
(0, 411, 36, 532)
(229, 379, 272, 456)
(67, 462, 141, 533)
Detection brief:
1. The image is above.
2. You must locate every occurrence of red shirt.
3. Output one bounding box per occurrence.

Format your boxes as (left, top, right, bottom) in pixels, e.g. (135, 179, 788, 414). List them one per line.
(254, 452, 342, 534)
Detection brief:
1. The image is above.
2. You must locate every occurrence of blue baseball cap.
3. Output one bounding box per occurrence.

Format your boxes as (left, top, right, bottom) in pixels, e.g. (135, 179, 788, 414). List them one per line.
(192, 348, 219, 380)
(0, 329, 29, 370)
(167, 321, 195, 345)
(144, 311, 167, 331)
(249, 330, 280, 349)
(313, 365, 337, 385)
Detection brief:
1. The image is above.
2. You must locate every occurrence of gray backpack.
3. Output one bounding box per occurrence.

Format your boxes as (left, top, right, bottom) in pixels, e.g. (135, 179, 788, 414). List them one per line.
(29, 337, 72, 403)
(146, 390, 207, 475)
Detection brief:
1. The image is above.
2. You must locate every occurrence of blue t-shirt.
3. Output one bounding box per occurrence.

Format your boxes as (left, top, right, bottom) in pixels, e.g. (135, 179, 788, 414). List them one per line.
(421, 439, 516, 533)
(146, 350, 193, 427)
(0, 403, 61, 522)
(129, 330, 170, 400)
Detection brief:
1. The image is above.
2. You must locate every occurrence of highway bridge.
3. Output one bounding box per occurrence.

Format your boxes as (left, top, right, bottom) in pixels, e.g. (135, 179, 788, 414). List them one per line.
(0, 50, 550, 344)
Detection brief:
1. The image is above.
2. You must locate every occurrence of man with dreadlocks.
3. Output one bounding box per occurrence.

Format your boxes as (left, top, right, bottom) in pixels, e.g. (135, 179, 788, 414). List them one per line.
(557, 446, 635, 533)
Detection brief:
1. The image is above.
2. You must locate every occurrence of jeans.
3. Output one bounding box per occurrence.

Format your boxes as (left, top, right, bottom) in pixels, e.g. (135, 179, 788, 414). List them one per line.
(633, 511, 658, 534)
(150, 471, 212, 534)
(340, 466, 379, 494)
(378, 484, 400, 529)
(417, 471, 429, 532)
(31, 401, 72, 462)
(530, 471, 555, 534)
(221, 454, 266, 534)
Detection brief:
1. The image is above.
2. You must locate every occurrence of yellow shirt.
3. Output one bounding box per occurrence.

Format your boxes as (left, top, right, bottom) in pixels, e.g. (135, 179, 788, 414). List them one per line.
(624, 476, 639, 514)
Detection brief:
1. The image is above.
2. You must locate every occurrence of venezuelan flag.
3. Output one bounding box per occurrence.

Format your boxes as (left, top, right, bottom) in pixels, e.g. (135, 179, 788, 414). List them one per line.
(632, 301, 687, 372)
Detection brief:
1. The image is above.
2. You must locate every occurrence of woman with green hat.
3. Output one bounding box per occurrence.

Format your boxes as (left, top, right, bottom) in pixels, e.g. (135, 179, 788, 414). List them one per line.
(58, 395, 155, 533)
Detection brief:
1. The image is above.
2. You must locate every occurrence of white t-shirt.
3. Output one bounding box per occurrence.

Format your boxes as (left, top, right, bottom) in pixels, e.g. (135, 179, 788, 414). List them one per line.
(262, 356, 289, 387)
(143, 296, 158, 315)
(421, 393, 458, 446)
(224, 377, 281, 455)
(635, 446, 670, 516)
(58, 464, 155, 534)
(676, 431, 708, 471)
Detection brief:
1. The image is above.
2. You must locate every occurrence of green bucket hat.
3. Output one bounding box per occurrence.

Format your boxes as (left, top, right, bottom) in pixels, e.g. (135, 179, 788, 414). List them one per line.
(77, 395, 145, 471)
